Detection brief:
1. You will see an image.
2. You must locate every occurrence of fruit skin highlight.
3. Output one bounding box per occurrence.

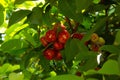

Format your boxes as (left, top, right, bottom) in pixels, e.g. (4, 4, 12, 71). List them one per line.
(58, 30, 70, 44)
(53, 41, 64, 50)
(43, 49, 55, 60)
(40, 36, 48, 47)
(45, 30, 57, 42)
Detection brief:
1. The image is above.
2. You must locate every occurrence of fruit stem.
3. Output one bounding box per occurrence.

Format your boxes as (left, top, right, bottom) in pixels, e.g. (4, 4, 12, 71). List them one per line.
(73, 22, 79, 33)
(65, 17, 74, 33)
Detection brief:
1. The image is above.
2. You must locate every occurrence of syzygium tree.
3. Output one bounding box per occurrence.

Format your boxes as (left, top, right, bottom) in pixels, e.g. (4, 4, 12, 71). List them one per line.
(0, 0, 120, 80)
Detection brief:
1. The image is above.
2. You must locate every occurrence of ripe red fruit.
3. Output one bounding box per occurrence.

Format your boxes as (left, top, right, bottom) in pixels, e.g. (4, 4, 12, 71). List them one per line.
(45, 30, 57, 42)
(40, 36, 48, 46)
(72, 33, 84, 40)
(58, 30, 70, 44)
(54, 52, 62, 60)
(91, 44, 99, 52)
(43, 49, 55, 60)
(75, 71, 81, 76)
(53, 41, 64, 50)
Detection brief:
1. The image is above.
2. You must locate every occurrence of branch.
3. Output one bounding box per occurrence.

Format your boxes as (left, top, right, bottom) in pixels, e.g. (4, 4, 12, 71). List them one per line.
(65, 17, 74, 33)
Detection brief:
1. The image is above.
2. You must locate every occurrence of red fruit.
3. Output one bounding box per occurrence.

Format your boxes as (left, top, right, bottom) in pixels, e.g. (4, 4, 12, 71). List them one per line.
(91, 44, 99, 52)
(75, 71, 81, 76)
(45, 30, 57, 42)
(40, 36, 48, 46)
(72, 33, 84, 40)
(53, 41, 64, 50)
(54, 52, 62, 60)
(53, 23, 66, 31)
(58, 30, 70, 44)
(43, 49, 55, 60)
(60, 24, 66, 30)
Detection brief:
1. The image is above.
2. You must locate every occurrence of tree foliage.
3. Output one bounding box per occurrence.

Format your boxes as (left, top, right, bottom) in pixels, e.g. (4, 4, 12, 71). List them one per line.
(0, 0, 120, 80)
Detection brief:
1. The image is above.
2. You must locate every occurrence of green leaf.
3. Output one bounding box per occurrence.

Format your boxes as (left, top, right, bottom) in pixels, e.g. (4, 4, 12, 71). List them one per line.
(5, 24, 28, 39)
(9, 72, 24, 80)
(58, 0, 83, 22)
(45, 74, 84, 80)
(0, 63, 20, 74)
(100, 45, 120, 54)
(28, 7, 43, 26)
(64, 39, 79, 62)
(77, 52, 98, 71)
(86, 78, 98, 80)
(0, 4, 5, 26)
(76, 0, 92, 12)
(118, 55, 120, 71)
(114, 30, 120, 45)
(98, 60, 120, 75)
(1, 39, 24, 52)
(14, 0, 37, 4)
(8, 10, 31, 27)
(21, 30, 37, 47)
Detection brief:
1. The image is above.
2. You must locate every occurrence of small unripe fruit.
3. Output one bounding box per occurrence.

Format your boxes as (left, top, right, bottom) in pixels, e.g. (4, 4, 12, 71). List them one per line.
(98, 37, 105, 45)
(58, 30, 70, 44)
(43, 49, 55, 60)
(40, 36, 48, 46)
(45, 30, 57, 42)
(91, 33, 99, 43)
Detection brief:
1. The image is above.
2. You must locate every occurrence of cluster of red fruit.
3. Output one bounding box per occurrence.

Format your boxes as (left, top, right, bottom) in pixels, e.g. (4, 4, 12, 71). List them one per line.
(40, 23, 70, 60)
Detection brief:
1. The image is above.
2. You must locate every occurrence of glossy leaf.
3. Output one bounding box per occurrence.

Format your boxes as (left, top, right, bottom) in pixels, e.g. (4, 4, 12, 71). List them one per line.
(45, 74, 84, 80)
(1, 39, 24, 52)
(9, 72, 24, 80)
(14, 0, 37, 4)
(100, 45, 120, 54)
(8, 10, 31, 27)
(98, 60, 120, 75)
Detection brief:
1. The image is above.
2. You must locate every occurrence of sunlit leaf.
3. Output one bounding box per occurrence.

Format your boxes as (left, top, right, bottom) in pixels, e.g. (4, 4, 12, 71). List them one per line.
(9, 72, 24, 80)
(1, 39, 24, 52)
(0, 4, 5, 26)
(14, 0, 37, 4)
(5, 24, 28, 39)
(98, 60, 120, 75)
(45, 74, 84, 80)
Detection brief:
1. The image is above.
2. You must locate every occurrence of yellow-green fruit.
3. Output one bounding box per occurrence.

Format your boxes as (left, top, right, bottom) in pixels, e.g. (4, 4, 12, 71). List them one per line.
(91, 33, 99, 43)
(98, 37, 105, 45)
